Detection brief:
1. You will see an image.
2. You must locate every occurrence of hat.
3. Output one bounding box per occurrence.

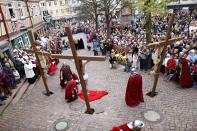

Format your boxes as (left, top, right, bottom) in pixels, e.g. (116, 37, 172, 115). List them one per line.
(127, 120, 145, 129)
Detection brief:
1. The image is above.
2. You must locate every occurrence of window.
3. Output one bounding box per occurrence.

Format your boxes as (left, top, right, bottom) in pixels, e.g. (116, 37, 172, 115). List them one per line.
(19, 8, 23, 17)
(18, 3, 24, 17)
(54, 1, 57, 5)
(9, 8, 15, 18)
(15, 37, 24, 48)
(51, 11, 53, 14)
(60, 1, 63, 5)
(41, 3, 46, 6)
(31, 6, 38, 17)
(56, 10, 58, 13)
(61, 9, 64, 13)
(23, 33, 30, 47)
(49, 2, 51, 6)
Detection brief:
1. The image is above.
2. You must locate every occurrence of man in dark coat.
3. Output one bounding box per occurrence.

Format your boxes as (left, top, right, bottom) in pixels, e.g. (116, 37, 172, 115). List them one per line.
(14, 59, 25, 79)
(3, 63, 16, 88)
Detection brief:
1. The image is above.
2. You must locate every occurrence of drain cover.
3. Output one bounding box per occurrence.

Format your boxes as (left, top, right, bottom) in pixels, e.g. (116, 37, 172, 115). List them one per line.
(143, 110, 163, 123)
(51, 119, 69, 131)
(55, 122, 68, 130)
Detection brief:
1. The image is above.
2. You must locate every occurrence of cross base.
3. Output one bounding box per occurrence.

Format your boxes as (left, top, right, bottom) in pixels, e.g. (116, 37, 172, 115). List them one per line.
(42, 91, 54, 96)
(85, 108, 95, 114)
(146, 91, 158, 97)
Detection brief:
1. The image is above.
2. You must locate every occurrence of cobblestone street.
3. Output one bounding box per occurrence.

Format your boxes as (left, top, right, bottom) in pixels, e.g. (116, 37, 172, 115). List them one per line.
(0, 33, 197, 131)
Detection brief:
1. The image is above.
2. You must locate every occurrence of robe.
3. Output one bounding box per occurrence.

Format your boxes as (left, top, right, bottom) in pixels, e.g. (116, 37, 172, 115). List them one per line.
(0, 71, 11, 94)
(125, 74, 144, 107)
(65, 80, 78, 102)
(111, 124, 133, 131)
(179, 58, 193, 88)
(60, 69, 78, 88)
(47, 57, 57, 75)
(132, 54, 139, 69)
(165, 58, 177, 76)
(3, 66, 16, 88)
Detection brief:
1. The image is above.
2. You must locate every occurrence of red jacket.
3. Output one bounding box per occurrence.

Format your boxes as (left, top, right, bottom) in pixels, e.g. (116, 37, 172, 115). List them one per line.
(167, 59, 176, 70)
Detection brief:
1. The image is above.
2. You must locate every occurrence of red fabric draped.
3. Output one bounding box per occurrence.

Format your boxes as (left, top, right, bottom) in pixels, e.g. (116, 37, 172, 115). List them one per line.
(78, 90, 108, 102)
(111, 124, 132, 131)
(125, 74, 144, 107)
(179, 58, 193, 88)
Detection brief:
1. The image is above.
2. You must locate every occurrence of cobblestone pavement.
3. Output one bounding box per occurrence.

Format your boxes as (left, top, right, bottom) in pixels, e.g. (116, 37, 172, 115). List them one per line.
(0, 33, 197, 131)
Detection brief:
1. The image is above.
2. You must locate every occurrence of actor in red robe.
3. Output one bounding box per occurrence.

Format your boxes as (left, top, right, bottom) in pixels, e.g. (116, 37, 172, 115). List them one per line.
(165, 57, 176, 75)
(179, 57, 193, 88)
(47, 56, 57, 75)
(60, 64, 78, 88)
(65, 80, 79, 102)
(125, 69, 144, 107)
(111, 120, 144, 131)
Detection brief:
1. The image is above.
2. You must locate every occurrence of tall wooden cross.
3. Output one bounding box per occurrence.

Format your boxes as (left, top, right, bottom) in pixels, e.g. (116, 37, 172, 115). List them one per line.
(146, 13, 184, 97)
(25, 27, 105, 114)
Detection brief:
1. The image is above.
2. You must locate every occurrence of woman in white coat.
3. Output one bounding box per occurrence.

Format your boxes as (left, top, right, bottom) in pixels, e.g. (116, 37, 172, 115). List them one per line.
(24, 60, 36, 84)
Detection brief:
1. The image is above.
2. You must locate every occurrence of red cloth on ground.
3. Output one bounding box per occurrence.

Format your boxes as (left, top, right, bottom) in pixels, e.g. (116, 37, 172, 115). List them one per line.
(125, 74, 144, 107)
(179, 58, 193, 88)
(78, 90, 108, 102)
(65, 80, 78, 102)
(111, 123, 132, 131)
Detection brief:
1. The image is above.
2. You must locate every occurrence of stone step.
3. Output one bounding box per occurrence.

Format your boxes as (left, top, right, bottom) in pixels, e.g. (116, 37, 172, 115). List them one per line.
(11, 82, 30, 104)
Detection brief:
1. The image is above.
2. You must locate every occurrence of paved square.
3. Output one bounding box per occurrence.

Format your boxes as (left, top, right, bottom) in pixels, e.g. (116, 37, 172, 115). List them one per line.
(0, 34, 197, 131)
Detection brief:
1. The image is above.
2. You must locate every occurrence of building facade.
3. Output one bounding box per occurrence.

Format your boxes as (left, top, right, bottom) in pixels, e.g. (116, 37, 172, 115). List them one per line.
(40, 0, 72, 20)
(0, 0, 45, 67)
(168, 0, 197, 10)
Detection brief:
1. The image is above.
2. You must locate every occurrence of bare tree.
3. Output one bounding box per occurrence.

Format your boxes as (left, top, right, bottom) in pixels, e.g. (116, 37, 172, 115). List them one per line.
(76, 0, 102, 32)
(100, 0, 122, 37)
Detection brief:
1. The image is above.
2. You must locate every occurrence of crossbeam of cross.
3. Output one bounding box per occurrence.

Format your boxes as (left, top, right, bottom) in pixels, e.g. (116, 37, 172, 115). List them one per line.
(25, 28, 105, 114)
(146, 37, 184, 49)
(146, 13, 184, 97)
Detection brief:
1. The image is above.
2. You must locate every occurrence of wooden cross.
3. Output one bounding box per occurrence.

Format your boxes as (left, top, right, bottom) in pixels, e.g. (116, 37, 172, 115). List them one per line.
(146, 13, 184, 97)
(25, 28, 105, 114)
